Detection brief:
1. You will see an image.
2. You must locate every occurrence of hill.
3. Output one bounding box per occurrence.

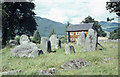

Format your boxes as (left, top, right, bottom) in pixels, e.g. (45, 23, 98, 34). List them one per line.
(35, 16, 119, 37)
(99, 21, 119, 32)
(35, 16, 66, 37)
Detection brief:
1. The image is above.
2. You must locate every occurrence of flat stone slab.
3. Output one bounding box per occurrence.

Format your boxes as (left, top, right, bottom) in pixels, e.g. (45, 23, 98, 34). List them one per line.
(61, 59, 91, 70)
(100, 57, 114, 64)
(0, 70, 21, 75)
(109, 45, 116, 48)
(37, 68, 58, 75)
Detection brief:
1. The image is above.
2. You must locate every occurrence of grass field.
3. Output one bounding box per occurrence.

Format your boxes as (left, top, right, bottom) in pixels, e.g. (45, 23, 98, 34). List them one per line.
(1, 41, 118, 75)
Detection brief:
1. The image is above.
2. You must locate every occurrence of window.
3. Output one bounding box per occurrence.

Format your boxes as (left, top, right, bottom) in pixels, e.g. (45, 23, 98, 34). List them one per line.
(76, 32, 79, 35)
(70, 32, 73, 35)
(70, 38, 74, 41)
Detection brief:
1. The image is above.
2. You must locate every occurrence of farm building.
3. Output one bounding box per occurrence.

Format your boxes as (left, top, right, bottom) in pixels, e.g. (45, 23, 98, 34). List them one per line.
(66, 23, 96, 42)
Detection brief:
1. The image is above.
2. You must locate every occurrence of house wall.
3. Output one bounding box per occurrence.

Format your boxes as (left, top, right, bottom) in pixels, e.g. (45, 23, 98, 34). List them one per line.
(68, 30, 88, 42)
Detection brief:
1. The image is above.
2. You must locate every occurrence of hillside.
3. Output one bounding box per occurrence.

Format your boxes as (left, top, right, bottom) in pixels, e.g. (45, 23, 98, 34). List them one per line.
(35, 16, 66, 37)
(99, 21, 119, 32)
(35, 16, 119, 37)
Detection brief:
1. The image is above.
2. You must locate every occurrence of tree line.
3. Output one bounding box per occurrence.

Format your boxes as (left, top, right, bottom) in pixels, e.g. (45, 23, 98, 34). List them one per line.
(106, 0, 120, 39)
(2, 1, 37, 47)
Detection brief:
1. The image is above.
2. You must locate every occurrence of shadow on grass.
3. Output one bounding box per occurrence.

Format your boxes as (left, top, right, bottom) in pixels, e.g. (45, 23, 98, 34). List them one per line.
(38, 50, 56, 55)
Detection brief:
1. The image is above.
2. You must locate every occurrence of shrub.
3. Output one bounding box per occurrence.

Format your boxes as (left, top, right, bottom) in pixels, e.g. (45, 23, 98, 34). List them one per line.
(61, 36, 67, 44)
(33, 30, 41, 43)
(30, 36, 34, 42)
(109, 28, 120, 39)
(14, 36, 20, 44)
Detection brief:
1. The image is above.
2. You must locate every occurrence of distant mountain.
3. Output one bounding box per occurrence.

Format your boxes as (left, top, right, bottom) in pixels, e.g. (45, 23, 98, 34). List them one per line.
(35, 16, 119, 37)
(35, 16, 66, 37)
(99, 21, 119, 32)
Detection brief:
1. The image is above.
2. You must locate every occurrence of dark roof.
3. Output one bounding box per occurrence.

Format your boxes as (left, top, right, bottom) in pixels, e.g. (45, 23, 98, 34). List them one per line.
(66, 23, 94, 31)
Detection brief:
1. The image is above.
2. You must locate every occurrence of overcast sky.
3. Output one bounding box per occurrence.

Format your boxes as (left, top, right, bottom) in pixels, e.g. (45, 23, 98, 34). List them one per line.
(33, 0, 118, 24)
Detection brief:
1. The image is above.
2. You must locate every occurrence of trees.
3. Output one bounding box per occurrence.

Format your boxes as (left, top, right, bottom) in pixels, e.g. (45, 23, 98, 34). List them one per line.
(2, 3, 16, 46)
(109, 27, 120, 39)
(107, 17, 114, 22)
(65, 22, 70, 31)
(81, 16, 107, 37)
(2, 1, 37, 46)
(0, 3, 1, 30)
(82, 16, 94, 23)
(33, 30, 41, 43)
(64, 22, 70, 43)
(106, 1, 119, 39)
(106, 1, 120, 39)
(106, 0, 120, 17)
(106, 0, 120, 22)
(49, 28, 56, 38)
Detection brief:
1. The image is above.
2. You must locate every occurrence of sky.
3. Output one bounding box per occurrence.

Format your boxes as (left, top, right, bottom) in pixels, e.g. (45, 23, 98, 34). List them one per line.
(33, 0, 118, 24)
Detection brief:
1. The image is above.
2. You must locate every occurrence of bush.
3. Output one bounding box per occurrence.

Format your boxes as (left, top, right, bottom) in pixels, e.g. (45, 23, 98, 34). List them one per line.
(14, 36, 20, 44)
(109, 28, 120, 39)
(30, 36, 34, 42)
(33, 30, 41, 43)
(61, 36, 67, 44)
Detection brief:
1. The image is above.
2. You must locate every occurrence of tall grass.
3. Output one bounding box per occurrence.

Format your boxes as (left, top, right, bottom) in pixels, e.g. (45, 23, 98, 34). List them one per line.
(1, 41, 118, 75)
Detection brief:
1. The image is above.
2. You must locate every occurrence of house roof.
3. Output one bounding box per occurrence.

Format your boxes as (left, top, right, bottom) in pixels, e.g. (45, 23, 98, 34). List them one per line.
(66, 23, 94, 32)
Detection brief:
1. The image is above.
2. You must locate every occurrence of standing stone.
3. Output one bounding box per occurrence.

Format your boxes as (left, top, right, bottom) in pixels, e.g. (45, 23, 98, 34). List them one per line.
(76, 32, 86, 47)
(49, 35, 57, 46)
(65, 44, 75, 54)
(19, 35, 30, 44)
(53, 39, 61, 49)
(83, 28, 97, 51)
(9, 40, 18, 47)
(49, 34, 61, 49)
(40, 37, 51, 53)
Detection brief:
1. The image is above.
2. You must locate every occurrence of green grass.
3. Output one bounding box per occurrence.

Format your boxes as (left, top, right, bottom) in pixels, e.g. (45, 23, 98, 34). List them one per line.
(1, 41, 118, 75)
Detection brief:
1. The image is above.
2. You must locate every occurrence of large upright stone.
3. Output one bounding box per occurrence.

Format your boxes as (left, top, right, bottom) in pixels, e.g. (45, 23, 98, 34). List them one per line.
(49, 34, 61, 49)
(65, 44, 75, 54)
(10, 40, 39, 58)
(76, 32, 86, 47)
(19, 35, 30, 44)
(83, 28, 97, 51)
(41, 37, 51, 53)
